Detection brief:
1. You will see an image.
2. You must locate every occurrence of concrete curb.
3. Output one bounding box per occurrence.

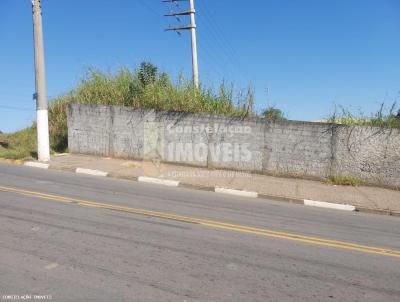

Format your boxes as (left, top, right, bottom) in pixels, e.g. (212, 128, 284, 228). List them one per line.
(215, 187, 258, 198)
(76, 168, 108, 177)
(356, 206, 400, 217)
(178, 182, 215, 192)
(15, 161, 400, 218)
(257, 193, 304, 205)
(304, 199, 356, 212)
(138, 176, 180, 187)
(24, 162, 49, 169)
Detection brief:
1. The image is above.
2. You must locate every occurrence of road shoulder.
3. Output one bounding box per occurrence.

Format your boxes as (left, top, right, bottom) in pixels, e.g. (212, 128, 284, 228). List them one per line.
(20, 154, 400, 217)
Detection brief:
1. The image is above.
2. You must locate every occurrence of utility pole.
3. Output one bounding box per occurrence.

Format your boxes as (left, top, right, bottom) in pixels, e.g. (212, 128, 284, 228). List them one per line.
(163, 0, 199, 89)
(32, 0, 50, 162)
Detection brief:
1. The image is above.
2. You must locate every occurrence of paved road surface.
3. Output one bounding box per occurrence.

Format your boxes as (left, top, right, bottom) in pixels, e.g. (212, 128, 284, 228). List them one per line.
(0, 163, 399, 302)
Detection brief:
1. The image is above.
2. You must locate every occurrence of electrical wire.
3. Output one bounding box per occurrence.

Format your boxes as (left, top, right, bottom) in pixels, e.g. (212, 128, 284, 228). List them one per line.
(0, 105, 34, 111)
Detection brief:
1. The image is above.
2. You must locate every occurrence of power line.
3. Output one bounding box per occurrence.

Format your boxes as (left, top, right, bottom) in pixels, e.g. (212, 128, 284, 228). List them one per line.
(200, 1, 237, 59)
(136, 0, 160, 16)
(0, 105, 34, 111)
(195, 6, 234, 81)
(196, 20, 236, 82)
(198, 1, 251, 86)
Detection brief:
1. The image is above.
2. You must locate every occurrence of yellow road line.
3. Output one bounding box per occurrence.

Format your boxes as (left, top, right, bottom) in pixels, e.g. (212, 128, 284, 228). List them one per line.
(1, 185, 400, 259)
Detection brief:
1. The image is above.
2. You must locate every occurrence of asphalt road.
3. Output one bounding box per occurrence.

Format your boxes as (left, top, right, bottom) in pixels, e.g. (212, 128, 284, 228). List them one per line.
(0, 163, 399, 302)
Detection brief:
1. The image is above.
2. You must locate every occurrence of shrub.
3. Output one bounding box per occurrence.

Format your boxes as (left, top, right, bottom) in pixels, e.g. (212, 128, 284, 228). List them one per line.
(262, 106, 287, 121)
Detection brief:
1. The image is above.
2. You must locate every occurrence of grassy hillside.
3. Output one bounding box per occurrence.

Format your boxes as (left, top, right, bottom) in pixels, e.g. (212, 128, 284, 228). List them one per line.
(0, 126, 37, 160)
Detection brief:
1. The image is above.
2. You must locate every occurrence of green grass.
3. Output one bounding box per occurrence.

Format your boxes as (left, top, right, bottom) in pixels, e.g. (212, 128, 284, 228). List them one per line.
(328, 103, 400, 129)
(327, 175, 361, 187)
(46, 63, 255, 155)
(0, 126, 37, 160)
(1, 63, 256, 159)
(53, 64, 254, 114)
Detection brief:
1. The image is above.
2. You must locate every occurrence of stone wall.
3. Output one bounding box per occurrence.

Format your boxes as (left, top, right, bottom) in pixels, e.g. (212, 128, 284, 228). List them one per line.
(67, 104, 400, 188)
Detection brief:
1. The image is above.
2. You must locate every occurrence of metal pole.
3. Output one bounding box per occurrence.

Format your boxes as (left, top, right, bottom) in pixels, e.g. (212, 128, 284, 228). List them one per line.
(32, 0, 50, 162)
(189, 0, 199, 89)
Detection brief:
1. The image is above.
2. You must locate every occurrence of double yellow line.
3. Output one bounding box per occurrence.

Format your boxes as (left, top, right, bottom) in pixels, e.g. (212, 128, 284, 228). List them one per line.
(1, 185, 400, 259)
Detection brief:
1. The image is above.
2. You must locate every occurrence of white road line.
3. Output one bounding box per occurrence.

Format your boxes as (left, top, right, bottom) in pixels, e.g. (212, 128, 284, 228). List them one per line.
(138, 176, 180, 187)
(76, 168, 108, 177)
(24, 162, 49, 169)
(304, 199, 356, 211)
(215, 187, 258, 198)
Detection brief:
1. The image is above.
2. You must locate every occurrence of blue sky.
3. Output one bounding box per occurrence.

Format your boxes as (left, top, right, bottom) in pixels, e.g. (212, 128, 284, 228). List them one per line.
(1, 0, 399, 132)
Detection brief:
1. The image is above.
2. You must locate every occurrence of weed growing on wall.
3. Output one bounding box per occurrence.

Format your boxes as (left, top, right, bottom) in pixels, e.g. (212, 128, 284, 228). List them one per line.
(328, 103, 400, 129)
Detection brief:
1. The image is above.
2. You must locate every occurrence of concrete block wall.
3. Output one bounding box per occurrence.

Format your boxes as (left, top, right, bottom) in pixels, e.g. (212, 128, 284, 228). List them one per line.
(159, 111, 213, 167)
(68, 104, 400, 188)
(68, 105, 112, 156)
(332, 126, 400, 187)
(207, 116, 265, 172)
(263, 122, 333, 178)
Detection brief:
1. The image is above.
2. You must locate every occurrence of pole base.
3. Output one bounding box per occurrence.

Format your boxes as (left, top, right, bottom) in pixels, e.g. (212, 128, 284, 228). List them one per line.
(37, 109, 50, 162)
